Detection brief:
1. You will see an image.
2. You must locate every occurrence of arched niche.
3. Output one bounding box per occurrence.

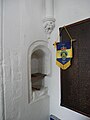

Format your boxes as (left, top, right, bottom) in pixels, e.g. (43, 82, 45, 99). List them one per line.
(28, 40, 51, 103)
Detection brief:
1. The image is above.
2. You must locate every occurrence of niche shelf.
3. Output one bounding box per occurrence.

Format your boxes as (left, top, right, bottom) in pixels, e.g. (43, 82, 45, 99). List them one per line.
(31, 73, 47, 91)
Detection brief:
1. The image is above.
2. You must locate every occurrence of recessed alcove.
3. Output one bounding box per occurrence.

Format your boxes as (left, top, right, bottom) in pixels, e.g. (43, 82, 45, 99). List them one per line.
(28, 40, 51, 103)
(31, 49, 47, 91)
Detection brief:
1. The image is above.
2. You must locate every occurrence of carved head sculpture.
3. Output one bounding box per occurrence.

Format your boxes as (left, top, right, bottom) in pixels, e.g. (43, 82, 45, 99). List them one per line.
(43, 20, 55, 34)
(43, 18, 56, 38)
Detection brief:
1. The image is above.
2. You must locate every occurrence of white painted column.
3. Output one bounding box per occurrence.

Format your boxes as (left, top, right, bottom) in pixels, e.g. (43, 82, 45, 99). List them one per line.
(45, 0, 54, 18)
(43, 0, 55, 39)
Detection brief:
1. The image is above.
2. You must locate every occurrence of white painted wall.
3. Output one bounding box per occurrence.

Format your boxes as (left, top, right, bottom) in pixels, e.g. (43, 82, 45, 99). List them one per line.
(3, 0, 49, 120)
(2, 0, 90, 120)
(0, 0, 3, 119)
(48, 0, 90, 120)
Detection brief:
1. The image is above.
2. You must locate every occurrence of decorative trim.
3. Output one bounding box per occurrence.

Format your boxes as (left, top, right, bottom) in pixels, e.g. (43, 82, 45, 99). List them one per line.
(43, 17, 56, 39)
